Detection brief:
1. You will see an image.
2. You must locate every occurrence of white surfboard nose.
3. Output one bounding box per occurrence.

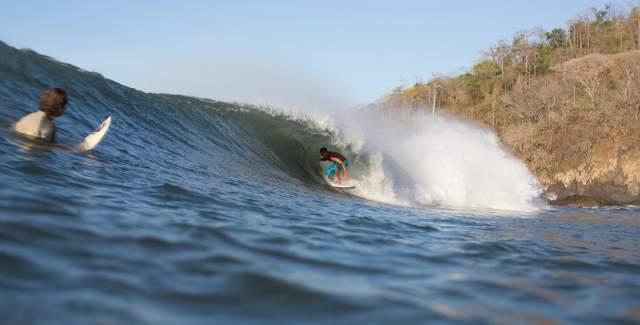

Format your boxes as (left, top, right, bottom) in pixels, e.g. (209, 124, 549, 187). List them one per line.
(76, 116, 112, 152)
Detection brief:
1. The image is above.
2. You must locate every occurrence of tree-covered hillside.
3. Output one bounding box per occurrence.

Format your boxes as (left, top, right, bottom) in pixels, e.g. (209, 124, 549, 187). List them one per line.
(379, 5, 640, 205)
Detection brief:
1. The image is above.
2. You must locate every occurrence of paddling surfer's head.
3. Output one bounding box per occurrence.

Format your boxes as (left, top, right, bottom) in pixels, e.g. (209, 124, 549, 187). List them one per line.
(39, 88, 67, 118)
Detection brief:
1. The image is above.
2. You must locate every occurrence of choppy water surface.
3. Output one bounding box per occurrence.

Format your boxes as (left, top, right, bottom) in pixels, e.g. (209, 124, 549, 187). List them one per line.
(1, 42, 639, 324)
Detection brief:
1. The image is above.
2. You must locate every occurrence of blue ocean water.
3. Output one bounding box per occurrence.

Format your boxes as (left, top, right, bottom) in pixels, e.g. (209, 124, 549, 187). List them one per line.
(0, 42, 639, 324)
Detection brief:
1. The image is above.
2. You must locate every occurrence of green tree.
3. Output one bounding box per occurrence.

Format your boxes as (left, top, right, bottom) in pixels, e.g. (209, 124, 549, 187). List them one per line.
(545, 28, 567, 48)
(472, 60, 499, 78)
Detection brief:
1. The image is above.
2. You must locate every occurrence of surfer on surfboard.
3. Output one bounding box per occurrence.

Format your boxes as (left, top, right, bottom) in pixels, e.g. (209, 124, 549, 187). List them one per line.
(319, 147, 350, 184)
(12, 87, 111, 152)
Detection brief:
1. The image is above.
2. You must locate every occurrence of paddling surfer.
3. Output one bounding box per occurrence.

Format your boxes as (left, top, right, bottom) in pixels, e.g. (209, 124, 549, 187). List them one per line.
(12, 88, 110, 152)
(319, 147, 350, 183)
(13, 88, 67, 142)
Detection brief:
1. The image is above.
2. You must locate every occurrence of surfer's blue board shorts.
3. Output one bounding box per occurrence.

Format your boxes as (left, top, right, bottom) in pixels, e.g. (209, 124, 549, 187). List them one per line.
(325, 160, 349, 177)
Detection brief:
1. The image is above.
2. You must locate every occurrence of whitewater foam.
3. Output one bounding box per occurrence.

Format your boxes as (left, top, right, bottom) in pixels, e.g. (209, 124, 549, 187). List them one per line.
(355, 112, 542, 211)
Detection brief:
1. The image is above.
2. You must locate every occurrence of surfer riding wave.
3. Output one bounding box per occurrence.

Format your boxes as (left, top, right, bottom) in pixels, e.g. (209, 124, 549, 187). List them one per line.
(319, 147, 350, 184)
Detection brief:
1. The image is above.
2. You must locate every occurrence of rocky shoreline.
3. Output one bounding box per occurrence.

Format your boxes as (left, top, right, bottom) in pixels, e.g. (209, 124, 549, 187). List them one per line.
(544, 150, 640, 206)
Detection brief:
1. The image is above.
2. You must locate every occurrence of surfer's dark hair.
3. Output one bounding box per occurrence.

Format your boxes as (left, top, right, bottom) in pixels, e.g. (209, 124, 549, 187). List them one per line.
(39, 88, 67, 117)
(320, 147, 328, 153)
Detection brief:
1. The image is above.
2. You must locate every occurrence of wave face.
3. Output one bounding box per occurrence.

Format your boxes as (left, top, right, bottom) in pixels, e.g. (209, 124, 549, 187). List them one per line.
(2, 41, 638, 324)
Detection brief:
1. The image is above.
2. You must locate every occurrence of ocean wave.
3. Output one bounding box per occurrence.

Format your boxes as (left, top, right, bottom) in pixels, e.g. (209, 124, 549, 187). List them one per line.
(0, 41, 542, 212)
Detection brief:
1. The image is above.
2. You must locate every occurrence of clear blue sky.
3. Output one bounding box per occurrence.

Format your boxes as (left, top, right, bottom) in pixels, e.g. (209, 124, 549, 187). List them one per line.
(0, 0, 629, 108)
